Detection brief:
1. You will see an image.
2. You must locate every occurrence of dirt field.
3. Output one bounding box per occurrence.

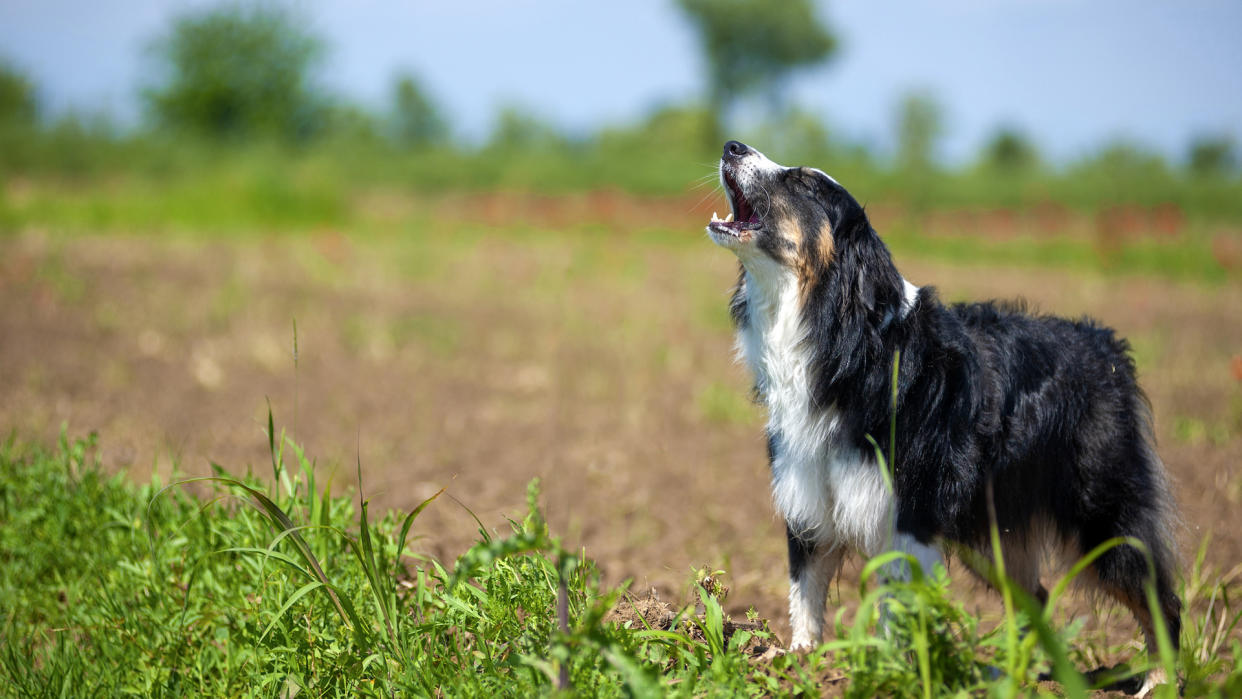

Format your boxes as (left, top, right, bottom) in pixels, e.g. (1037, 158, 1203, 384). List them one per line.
(2, 202, 1240, 658)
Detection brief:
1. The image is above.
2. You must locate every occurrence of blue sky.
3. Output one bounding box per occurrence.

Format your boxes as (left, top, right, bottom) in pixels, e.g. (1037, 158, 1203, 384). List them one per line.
(1, 0, 1239, 164)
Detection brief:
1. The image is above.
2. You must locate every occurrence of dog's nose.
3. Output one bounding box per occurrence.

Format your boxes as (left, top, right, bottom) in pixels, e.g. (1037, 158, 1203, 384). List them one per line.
(723, 140, 752, 159)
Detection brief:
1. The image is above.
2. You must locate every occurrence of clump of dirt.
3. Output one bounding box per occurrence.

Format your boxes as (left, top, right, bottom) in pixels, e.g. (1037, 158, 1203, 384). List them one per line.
(604, 586, 776, 658)
(603, 587, 678, 631)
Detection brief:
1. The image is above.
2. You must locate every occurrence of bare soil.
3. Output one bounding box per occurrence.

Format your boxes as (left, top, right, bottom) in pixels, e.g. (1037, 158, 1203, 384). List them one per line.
(2, 203, 1240, 678)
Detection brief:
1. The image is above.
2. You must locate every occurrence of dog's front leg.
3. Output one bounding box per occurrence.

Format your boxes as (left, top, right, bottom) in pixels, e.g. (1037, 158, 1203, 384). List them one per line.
(787, 525, 845, 650)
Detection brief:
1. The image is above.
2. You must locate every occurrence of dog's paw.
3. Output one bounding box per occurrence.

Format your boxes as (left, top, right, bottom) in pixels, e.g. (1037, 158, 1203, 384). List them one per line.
(1135, 667, 1173, 698)
(787, 638, 817, 654)
(756, 646, 787, 662)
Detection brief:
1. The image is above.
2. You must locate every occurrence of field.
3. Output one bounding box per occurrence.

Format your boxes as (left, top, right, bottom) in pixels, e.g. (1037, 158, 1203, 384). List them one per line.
(2, 185, 1242, 695)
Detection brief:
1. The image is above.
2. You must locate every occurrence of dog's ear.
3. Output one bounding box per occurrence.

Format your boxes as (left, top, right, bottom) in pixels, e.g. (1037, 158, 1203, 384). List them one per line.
(857, 267, 877, 310)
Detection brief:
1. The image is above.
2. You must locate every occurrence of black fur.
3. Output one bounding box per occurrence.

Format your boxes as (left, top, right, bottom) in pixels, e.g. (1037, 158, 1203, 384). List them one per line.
(721, 147, 1182, 652)
(787, 524, 816, 583)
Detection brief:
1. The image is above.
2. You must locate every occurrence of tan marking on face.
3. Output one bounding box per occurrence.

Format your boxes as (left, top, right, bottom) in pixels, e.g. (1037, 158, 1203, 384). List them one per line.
(771, 213, 811, 288)
(816, 220, 835, 265)
(797, 220, 835, 305)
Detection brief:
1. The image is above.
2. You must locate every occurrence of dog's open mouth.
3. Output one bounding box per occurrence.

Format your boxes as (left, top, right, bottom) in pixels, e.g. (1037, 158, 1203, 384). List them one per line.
(708, 168, 760, 240)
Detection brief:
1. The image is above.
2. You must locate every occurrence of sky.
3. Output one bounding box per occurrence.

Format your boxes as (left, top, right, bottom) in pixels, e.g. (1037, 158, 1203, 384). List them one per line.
(1, 0, 1239, 165)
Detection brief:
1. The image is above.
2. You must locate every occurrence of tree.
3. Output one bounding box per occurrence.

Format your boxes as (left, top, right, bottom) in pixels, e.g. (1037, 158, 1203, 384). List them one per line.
(895, 91, 944, 172)
(1084, 141, 1169, 178)
(143, 4, 327, 141)
(0, 61, 38, 126)
(981, 126, 1039, 173)
(390, 73, 448, 149)
(676, 0, 837, 141)
(486, 105, 564, 152)
(1187, 134, 1237, 177)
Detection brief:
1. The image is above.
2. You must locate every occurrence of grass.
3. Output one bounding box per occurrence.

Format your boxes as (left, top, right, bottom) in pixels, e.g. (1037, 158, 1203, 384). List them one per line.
(3, 181, 1236, 289)
(2, 425, 1240, 697)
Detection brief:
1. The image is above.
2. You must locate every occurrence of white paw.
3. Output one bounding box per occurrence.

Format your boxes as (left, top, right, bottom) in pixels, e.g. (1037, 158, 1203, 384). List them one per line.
(1135, 667, 1170, 698)
(788, 635, 817, 652)
(757, 646, 787, 662)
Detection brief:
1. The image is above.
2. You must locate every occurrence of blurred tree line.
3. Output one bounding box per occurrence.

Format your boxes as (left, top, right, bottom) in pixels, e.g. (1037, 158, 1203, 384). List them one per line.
(0, 1, 1238, 218)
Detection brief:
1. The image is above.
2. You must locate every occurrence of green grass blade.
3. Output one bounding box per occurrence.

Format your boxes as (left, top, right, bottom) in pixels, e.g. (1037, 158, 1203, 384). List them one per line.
(357, 494, 397, 648)
(985, 480, 1020, 686)
(448, 492, 491, 544)
(1044, 536, 1132, 615)
(266, 401, 280, 485)
(1011, 586, 1087, 697)
(695, 585, 725, 659)
(859, 550, 914, 596)
(396, 486, 445, 575)
(259, 581, 324, 642)
(889, 348, 900, 483)
(218, 546, 316, 580)
(154, 474, 362, 636)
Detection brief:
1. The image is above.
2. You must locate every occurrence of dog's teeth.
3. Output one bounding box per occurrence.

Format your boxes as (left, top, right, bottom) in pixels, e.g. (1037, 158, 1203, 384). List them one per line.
(712, 211, 720, 222)
(725, 212, 734, 222)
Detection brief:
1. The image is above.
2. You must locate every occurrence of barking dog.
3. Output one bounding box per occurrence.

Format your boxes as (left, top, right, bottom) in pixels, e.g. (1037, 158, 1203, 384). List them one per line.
(705, 140, 1180, 694)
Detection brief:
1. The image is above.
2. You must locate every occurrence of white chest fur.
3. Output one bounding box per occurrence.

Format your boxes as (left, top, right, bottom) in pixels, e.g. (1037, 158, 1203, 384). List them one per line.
(736, 266, 893, 555)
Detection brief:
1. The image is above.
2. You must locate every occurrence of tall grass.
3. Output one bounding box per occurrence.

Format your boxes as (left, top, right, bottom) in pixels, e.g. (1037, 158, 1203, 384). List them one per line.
(2, 426, 1240, 696)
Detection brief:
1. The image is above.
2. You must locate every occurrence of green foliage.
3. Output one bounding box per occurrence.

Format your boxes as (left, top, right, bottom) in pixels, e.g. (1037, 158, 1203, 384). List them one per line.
(895, 90, 945, 174)
(981, 126, 1040, 174)
(143, 3, 327, 141)
(320, 103, 382, 145)
(0, 60, 37, 126)
(1188, 134, 1237, 178)
(486, 104, 568, 152)
(1, 430, 1240, 695)
(676, 0, 837, 138)
(389, 72, 448, 149)
(832, 554, 995, 698)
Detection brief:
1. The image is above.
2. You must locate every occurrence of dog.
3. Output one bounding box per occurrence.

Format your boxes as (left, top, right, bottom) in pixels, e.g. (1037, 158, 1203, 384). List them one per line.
(705, 140, 1180, 695)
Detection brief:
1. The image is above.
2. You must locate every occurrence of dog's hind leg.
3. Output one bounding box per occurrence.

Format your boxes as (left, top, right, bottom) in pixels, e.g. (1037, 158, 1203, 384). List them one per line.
(1081, 417, 1182, 695)
(1094, 543, 1182, 697)
(1002, 532, 1050, 606)
(884, 531, 945, 583)
(786, 525, 845, 650)
(872, 532, 946, 634)
(1082, 497, 1181, 696)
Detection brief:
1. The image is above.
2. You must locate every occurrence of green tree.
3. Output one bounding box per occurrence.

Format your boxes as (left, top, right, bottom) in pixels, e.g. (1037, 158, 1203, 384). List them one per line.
(1187, 134, 1237, 177)
(981, 126, 1039, 173)
(486, 105, 564, 152)
(1082, 141, 1169, 178)
(390, 73, 448, 148)
(755, 107, 836, 163)
(0, 61, 38, 126)
(895, 91, 944, 172)
(675, 0, 837, 141)
(143, 3, 327, 141)
(322, 103, 381, 144)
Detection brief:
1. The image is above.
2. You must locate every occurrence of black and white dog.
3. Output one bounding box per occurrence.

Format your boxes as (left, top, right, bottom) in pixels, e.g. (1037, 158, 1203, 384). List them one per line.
(706, 141, 1180, 693)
